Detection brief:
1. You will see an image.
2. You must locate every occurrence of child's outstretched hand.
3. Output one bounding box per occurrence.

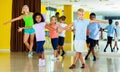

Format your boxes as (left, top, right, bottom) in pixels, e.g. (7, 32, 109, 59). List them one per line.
(3, 22, 8, 25)
(18, 27, 23, 32)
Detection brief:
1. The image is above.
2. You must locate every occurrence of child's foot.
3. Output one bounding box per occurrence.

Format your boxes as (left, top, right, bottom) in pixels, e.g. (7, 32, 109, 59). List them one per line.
(61, 50, 65, 56)
(42, 59, 46, 66)
(85, 55, 88, 60)
(52, 57, 59, 61)
(93, 56, 96, 61)
(28, 52, 33, 58)
(38, 59, 42, 66)
(104, 49, 106, 52)
(69, 64, 76, 69)
(113, 48, 115, 51)
(117, 48, 119, 51)
(81, 64, 85, 69)
(111, 49, 113, 52)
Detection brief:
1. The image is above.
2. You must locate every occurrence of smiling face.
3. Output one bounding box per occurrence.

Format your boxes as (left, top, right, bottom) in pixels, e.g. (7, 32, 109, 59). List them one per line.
(22, 5, 30, 14)
(77, 11, 84, 20)
(50, 16, 57, 24)
(35, 15, 41, 23)
(77, 8, 84, 20)
(90, 15, 96, 20)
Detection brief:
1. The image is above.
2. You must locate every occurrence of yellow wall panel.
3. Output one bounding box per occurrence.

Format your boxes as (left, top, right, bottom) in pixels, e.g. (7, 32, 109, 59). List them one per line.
(0, 0, 12, 50)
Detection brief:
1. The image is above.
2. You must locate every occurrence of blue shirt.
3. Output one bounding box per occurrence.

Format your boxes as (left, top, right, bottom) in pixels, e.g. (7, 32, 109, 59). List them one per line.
(104, 24, 115, 37)
(74, 19, 89, 40)
(87, 23, 101, 40)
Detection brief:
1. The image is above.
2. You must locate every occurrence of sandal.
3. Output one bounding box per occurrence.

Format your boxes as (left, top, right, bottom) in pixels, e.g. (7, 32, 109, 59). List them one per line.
(69, 64, 76, 69)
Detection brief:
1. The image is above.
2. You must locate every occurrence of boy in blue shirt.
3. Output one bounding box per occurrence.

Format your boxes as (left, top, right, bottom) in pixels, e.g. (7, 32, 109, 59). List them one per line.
(68, 8, 107, 69)
(103, 19, 115, 52)
(85, 13, 102, 61)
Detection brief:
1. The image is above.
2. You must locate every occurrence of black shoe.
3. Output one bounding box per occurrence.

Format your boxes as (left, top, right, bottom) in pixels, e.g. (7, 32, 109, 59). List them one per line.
(85, 56, 88, 60)
(104, 49, 106, 52)
(117, 48, 119, 51)
(81, 64, 85, 69)
(61, 51, 65, 56)
(111, 49, 113, 52)
(93, 56, 96, 61)
(113, 48, 115, 51)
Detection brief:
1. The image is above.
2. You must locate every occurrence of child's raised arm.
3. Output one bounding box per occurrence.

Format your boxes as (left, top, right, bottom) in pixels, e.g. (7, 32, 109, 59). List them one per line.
(90, 20, 108, 24)
(61, 22, 74, 30)
(45, 24, 56, 31)
(4, 15, 23, 25)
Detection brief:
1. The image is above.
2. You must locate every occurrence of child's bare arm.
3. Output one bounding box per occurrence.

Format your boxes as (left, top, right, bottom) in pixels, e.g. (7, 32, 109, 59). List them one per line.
(115, 29, 117, 37)
(90, 20, 108, 24)
(4, 15, 23, 25)
(61, 22, 74, 30)
(18, 27, 25, 32)
(45, 24, 56, 31)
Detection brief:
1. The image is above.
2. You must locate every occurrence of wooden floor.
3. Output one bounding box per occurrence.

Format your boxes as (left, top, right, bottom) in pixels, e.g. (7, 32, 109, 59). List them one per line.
(1, 40, 120, 72)
(0, 52, 120, 72)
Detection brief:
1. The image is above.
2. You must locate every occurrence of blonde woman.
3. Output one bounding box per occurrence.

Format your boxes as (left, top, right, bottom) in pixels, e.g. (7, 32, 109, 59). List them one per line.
(4, 5, 35, 58)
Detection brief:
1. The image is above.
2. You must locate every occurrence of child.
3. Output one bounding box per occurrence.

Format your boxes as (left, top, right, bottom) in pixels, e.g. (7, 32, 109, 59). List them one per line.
(85, 13, 102, 61)
(18, 13, 53, 66)
(4, 5, 35, 58)
(32, 13, 46, 66)
(68, 8, 107, 69)
(55, 12, 60, 22)
(58, 16, 67, 56)
(103, 19, 115, 52)
(113, 21, 120, 51)
(86, 29, 90, 48)
(48, 16, 62, 61)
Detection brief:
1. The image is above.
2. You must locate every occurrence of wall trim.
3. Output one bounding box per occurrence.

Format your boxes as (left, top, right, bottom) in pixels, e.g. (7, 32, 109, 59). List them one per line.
(0, 49, 10, 52)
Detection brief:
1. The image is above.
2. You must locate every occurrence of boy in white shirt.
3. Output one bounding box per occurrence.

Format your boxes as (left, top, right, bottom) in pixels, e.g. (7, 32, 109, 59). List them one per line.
(58, 16, 67, 56)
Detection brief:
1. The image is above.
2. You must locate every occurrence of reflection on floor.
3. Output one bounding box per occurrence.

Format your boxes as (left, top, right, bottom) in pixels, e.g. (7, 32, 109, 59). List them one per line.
(0, 52, 120, 72)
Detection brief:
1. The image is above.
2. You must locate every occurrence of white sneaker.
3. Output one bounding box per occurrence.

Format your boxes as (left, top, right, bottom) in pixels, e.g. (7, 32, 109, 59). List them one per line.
(42, 59, 46, 66)
(52, 57, 59, 61)
(38, 59, 43, 66)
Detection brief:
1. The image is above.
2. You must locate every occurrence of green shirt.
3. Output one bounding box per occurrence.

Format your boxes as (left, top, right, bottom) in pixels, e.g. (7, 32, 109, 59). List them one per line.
(23, 13, 34, 27)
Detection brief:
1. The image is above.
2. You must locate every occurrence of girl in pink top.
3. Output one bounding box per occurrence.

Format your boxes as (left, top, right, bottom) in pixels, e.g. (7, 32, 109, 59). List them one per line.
(48, 16, 63, 61)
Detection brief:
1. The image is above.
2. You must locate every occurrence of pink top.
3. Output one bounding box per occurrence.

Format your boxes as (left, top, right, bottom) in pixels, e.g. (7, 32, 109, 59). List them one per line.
(48, 24, 59, 39)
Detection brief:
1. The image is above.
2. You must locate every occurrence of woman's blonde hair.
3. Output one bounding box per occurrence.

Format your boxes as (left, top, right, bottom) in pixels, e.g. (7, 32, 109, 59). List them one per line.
(21, 5, 29, 14)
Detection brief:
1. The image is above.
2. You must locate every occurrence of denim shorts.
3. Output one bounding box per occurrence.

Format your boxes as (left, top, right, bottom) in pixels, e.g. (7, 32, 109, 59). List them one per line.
(36, 41, 45, 54)
(51, 38, 58, 50)
(24, 28, 35, 34)
(58, 36, 65, 46)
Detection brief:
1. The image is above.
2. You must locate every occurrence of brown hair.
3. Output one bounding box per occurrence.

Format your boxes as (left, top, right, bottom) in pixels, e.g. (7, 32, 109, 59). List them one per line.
(59, 16, 66, 21)
(50, 16, 56, 21)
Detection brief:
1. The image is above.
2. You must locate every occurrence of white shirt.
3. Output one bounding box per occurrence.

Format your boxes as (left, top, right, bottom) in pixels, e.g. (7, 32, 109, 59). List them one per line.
(59, 23, 67, 37)
(115, 26, 120, 36)
(33, 22, 46, 41)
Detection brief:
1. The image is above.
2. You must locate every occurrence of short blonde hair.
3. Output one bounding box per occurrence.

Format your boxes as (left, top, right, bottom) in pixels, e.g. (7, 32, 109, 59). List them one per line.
(21, 5, 29, 14)
(77, 8, 84, 12)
